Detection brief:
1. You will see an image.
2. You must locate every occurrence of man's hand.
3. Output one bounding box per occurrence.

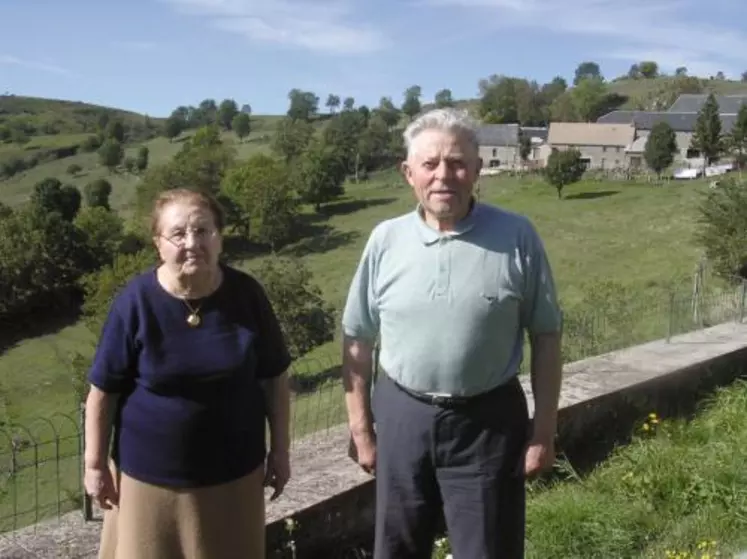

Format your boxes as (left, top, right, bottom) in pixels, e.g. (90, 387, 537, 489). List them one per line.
(264, 448, 291, 501)
(84, 465, 118, 510)
(524, 434, 555, 478)
(350, 432, 377, 476)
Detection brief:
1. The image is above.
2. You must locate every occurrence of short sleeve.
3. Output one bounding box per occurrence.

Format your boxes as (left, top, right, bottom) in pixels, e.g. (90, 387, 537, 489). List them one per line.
(87, 305, 137, 393)
(341, 229, 381, 343)
(252, 280, 292, 380)
(520, 221, 563, 335)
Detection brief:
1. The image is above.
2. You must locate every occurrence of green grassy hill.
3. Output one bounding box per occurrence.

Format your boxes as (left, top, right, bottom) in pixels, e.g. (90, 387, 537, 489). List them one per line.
(0, 95, 164, 135)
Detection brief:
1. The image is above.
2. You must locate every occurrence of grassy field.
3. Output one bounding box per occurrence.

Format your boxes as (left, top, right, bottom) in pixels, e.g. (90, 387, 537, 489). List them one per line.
(0, 171, 718, 427)
(434, 375, 747, 558)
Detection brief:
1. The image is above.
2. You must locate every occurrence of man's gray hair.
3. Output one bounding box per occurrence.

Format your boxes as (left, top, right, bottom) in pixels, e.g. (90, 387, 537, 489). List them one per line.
(402, 108, 480, 158)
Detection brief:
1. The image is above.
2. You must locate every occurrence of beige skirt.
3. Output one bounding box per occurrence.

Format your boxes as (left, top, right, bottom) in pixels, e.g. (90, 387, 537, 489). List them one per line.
(98, 463, 266, 559)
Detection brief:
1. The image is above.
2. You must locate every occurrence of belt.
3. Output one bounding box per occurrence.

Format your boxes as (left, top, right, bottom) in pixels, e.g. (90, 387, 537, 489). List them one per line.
(391, 375, 518, 408)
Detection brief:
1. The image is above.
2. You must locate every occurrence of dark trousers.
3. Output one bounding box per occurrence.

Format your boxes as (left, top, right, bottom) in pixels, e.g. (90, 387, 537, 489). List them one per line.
(372, 373, 530, 559)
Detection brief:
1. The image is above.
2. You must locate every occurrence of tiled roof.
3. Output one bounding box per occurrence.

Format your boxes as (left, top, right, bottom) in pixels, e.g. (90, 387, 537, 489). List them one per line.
(668, 94, 747, 114)
(548, 122, 636, 147)
(476, 124, 520, 146)
(597, 110, 737, 133)
(520, 126, 548, 142)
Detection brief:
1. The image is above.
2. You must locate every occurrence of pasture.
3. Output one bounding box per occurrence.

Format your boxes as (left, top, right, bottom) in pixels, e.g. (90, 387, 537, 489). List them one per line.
(0, 170, 713, 428)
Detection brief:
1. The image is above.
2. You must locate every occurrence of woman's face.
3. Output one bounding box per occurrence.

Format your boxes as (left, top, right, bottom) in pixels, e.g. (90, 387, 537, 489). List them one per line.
(154, 201, 222, 277)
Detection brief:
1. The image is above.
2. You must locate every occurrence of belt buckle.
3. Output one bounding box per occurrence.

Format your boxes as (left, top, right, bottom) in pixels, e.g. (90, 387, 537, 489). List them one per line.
(427, 393, 453, 406)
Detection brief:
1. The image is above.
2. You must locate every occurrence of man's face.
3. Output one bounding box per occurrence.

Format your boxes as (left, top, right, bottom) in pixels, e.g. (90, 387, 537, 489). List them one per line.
(401, 128, 482, 228)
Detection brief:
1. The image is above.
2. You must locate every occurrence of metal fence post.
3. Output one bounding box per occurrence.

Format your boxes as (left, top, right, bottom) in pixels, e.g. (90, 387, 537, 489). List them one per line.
(79, 403, 93, 522)
(667, 291, 675, 343)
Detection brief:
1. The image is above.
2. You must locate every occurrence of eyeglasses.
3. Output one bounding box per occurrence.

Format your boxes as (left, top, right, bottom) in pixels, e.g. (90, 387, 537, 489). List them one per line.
(161, 226, 217, 247)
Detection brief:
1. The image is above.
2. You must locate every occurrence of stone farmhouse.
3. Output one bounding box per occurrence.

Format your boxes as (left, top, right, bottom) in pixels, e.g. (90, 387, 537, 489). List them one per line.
(596, 94, 747, 170)
(475, 94, 747, 173)
(477, 124, 549, 171)
(546, 122, 636, 170)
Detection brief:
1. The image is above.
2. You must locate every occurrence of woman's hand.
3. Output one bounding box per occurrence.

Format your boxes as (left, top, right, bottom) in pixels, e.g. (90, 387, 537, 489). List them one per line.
(264, 448, 290, 501)
(84, 466, 118, 510)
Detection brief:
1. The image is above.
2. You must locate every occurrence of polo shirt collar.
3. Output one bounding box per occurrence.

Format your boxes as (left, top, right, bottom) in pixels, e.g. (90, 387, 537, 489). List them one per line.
(414, 197, 480, 245)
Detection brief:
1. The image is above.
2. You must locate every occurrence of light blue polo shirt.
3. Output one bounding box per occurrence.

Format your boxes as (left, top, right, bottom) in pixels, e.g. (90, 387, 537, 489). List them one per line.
(341, 200, 562, 397)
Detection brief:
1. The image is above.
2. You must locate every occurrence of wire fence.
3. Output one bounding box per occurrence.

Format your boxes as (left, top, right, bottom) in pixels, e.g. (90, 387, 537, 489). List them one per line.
(0, 279, 745, 534)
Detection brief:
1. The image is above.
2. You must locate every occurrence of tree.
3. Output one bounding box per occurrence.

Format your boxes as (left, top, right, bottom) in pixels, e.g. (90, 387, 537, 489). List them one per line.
(479, 75, 518, 123)
(84, 179, 113, 209)
(644, 122, 678, 177)
(136, 146, 149, 171)
(638, 61, 659, 79)
(544, 149, 586, 199)
(136, 125, 236, 220)
(574, 61, 602, 85)
(322, 109, 367, 174)
(218, 99, 239, 130)
(0, 206, 94, 318)
(232, 112, 251, 142)
(519, 134, 532, 164)
(74, 206, 125, 267)
(220, 154, 299, 247)
(271, 117, 314, 162)
(164, 114, 185, 141)
(241, 103, 252, 115)
(80, 249, 158, 335)
(375, 97, 400, 128)
(691, 93, 723, 166)
(67, 163, 82, 176)
(742, 71, 747, 82)
(295, 139, 347, 211)
(715, 71, 726, 80)
(627, 64, 641, 79)
(287, 89, 319, 121)
(434, 89, 454, 108)
(695, 177, 747, 281)
(401, 85, 422, 121)
(326, 94, 341, 114)
(106, 120, 125, 143)
(675, 67, 688, 76)
(728, 104, 747, 168)
(571, 77, 606, 122)
(342, 97, 355, 111)
(98, 139, 124, 171)
(251, 255, 335, 360)
(31, 178, 81, 221)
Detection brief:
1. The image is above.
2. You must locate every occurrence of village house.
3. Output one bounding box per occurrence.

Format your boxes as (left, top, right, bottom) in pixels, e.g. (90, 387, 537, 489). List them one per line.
(597, 94, 746, 169)
(546, 122, 636, 170)
(476, 124, 549, 171)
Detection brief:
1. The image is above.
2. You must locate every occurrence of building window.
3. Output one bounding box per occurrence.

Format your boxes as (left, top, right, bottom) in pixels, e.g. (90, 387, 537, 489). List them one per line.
(616, 146, 621, 153)
(601, 158, 606, 169)
(492, 148, 497, 157)
(603, 146, 607, 152)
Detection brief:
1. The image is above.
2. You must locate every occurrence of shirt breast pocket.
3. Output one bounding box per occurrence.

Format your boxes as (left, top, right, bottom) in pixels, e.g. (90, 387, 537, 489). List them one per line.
(478, 286, 521, 324)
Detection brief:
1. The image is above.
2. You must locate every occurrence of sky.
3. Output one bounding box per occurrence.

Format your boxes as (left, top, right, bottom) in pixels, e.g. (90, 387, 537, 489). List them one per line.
(1, 0, 747, 118)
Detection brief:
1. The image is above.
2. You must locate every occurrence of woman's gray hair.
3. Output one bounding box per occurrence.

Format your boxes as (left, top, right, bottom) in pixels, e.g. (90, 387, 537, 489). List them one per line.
(402, 108, 480, 158)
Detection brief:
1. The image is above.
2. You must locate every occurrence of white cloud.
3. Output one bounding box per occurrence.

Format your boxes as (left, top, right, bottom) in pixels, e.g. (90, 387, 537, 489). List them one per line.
(0, 54, 70, 76)
(111, 40, 158, 52)
(161, 0, 388, 54)
(423, 0, 747, 76)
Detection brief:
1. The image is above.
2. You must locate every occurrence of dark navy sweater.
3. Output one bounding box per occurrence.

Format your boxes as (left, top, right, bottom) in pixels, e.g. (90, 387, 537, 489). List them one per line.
(88, 264, 291, 488)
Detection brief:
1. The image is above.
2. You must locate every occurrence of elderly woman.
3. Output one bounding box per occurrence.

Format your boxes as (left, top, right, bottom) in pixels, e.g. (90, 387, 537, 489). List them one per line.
(83, 188, 291, 559)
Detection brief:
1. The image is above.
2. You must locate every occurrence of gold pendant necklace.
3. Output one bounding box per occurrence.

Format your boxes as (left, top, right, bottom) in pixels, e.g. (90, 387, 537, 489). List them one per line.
(183, 299, 203, 327)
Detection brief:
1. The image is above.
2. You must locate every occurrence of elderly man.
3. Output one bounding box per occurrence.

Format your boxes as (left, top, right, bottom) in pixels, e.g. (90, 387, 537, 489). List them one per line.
(341, 107, 563, 559)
